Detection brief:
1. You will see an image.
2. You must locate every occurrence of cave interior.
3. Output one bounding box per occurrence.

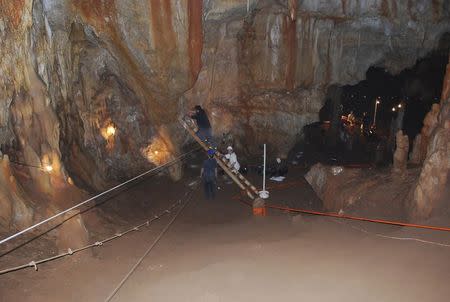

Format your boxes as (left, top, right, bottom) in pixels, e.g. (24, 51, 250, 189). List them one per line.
(0, 1, 449, 301)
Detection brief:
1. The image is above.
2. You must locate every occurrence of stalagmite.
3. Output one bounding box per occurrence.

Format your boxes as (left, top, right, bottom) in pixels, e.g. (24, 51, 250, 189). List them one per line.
(392, 130, 409, 176)
(410, 134, 422, 164)
(410, 55, 450, 220)
(418, 103, 441, 162)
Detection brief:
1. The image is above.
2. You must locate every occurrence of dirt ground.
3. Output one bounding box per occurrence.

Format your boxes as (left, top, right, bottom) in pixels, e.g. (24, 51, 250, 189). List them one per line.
(0, 154, 449, 302)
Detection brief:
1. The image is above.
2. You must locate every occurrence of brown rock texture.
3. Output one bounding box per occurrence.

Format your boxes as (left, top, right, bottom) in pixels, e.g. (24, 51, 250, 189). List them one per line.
(418, 103, 441, 162)
(411, 55, 450, 220)
(304, 163, 328, 199)
(187, 0, 449, 156)
(0, 0, 449, 233)
(0, 155, 33, 230)
(392, 130, 409, 175)
(410, 134, 422, 164)
(305, 163, 418, 219)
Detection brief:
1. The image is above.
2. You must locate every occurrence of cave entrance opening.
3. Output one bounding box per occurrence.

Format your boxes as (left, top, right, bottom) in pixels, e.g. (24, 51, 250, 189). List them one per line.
(307, 33, 450, 167)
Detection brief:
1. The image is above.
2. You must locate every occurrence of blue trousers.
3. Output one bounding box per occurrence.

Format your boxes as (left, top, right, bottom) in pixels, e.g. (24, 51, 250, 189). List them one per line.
(203, 180, 216, 200)
(196, 128, 214, 146)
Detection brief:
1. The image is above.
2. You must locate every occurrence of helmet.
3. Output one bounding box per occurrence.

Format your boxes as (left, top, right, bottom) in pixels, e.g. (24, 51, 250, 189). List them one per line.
(207, 149, 215, 156)
(227, 146, 233, 151)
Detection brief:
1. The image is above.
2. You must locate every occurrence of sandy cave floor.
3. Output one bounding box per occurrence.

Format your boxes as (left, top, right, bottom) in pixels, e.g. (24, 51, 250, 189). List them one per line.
(0, 159, 450, 302)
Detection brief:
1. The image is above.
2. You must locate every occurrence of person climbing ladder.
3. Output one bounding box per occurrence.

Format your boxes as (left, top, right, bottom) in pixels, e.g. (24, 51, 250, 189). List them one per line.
(190, 105, 213, 145)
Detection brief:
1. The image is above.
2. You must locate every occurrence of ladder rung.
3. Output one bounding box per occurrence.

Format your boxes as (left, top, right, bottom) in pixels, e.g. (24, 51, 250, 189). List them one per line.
(181, 117, 257, 200)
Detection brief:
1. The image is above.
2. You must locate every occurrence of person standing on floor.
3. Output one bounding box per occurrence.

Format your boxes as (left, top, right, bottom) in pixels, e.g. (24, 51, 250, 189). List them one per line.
(224, 146, 240, 173)
(201, 149, 218, 200)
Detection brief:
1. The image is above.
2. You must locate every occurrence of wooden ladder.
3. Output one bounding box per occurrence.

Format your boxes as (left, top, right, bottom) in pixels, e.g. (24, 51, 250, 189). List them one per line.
(180, 116, 259, 199)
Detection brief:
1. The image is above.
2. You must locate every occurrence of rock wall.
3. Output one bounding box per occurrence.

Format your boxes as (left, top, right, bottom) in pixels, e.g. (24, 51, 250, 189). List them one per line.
(392, 130, 409, 175)
(187, 0, 450, 156)
(410, 54, 450, 220)
(0, 1, 449, 230)
(305, 163, 418, 220)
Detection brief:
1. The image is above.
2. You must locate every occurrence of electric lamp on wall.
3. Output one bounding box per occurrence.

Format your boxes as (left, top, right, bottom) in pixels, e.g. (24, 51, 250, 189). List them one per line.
(106, 125, 116, 137)
(101, 122, 117, 141)
(141, 137, 171, 166)
(44, 164, 53, 173)
(41, 154, 54, 174)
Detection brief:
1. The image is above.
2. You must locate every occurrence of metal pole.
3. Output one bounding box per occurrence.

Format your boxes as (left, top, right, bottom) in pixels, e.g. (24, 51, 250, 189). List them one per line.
(373, 102, 377, 127)
(373, 98, 380, 128)
(263, 144, 266, 192)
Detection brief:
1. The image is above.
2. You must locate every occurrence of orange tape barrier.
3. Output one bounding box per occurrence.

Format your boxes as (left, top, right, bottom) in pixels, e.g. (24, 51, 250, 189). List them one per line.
(231, 177, 450, 232)
(232, 191, 450, 233)
(265, 204, 450, 233)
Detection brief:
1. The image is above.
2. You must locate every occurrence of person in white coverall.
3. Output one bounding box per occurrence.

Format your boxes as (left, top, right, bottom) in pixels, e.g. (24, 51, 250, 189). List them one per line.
(224, 146, 240, 173)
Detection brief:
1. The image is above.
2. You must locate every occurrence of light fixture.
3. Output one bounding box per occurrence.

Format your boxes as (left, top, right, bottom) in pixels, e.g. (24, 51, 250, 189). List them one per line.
(106, 125, 116, 137)
(44, 165, 53, 173)
(376, 100, 380, 104)
(398, 104, 402, 109)
(392, 107, 396, 112)
(154, 150, 159, 155)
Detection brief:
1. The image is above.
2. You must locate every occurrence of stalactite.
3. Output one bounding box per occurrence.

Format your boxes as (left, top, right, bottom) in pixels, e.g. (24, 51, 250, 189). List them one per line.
(187, 0, 203, 85)
(285, 0, 297, 90)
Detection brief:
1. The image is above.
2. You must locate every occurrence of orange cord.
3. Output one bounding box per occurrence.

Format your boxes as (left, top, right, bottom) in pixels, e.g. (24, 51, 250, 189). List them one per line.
(265, 204, 450, 232)
(232, 180, 450, 233)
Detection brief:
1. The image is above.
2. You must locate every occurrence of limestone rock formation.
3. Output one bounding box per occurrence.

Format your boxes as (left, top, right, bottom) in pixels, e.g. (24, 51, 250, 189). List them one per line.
(305, 163, 328, 199)
(410, 134, 422, 164)
(0, 155, 33, 230)
(305, 162, 418, 219)
(419, 103, 441, 162)
(2, 0, 448, 181)
(189, 0, 450, 156)
(0, 1, 449, 233)
(392, 130, 409, 175)
(55, 212, 89, 253)
(411, 55, 450, 220)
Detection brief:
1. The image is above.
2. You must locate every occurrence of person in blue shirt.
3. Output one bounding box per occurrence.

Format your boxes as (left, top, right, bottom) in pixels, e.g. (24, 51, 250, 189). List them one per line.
(200, 149, 218, 200)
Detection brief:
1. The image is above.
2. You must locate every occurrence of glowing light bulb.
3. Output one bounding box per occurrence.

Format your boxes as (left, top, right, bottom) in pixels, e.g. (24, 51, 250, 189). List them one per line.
(398, 104, 402, 108)
(376, 100, 380, 104)
(392, 107, 396, 112)
(106, 125, 116, 137)
(44, 165, 53, 172)
(154, 150, 159, 155)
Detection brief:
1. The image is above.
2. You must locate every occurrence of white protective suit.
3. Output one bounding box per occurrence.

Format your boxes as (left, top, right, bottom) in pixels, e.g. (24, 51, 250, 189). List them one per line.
(225, 152, 240, 172)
